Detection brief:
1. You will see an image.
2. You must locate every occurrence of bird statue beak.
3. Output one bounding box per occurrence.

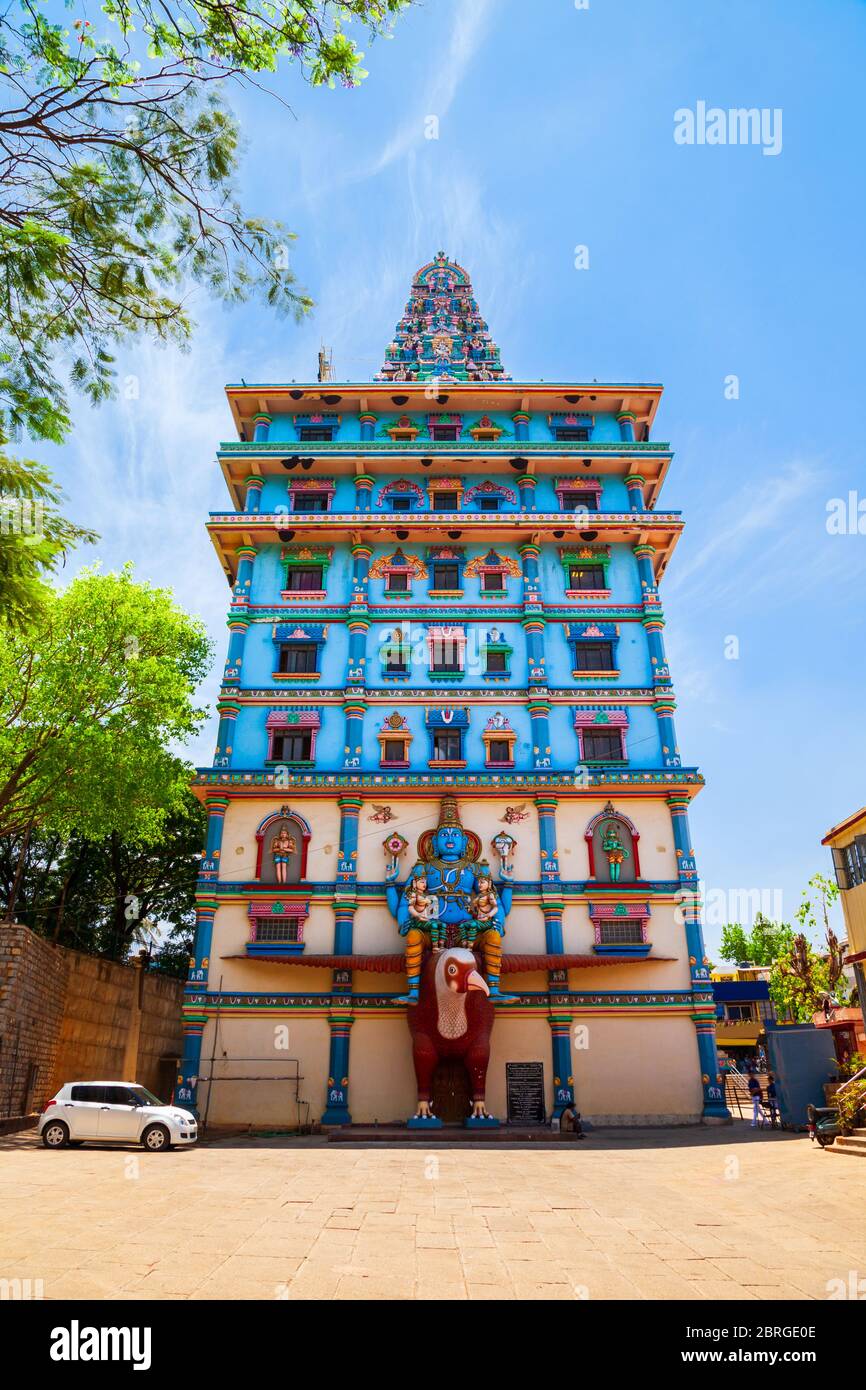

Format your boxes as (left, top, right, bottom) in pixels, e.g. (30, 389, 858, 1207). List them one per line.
(466, 970, 489, 995)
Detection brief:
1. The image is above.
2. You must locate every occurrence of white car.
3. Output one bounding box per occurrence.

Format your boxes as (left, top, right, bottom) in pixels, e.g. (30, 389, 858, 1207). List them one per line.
(38, 1082, 198, 1152)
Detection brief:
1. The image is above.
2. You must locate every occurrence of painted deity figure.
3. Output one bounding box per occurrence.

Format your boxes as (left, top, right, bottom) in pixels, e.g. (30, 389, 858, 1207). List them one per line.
(271, 826, 297, 884)
(386, 798, 516, 1004)
(601, 820, 629, 884)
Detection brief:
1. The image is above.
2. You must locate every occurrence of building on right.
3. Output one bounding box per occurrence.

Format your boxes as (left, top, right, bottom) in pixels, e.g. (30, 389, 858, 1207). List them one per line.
(821, 807, 866, 1063)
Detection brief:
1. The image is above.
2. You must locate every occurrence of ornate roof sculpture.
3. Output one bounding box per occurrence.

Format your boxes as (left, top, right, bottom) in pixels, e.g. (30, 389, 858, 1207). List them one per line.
(376, 251, 509, 383)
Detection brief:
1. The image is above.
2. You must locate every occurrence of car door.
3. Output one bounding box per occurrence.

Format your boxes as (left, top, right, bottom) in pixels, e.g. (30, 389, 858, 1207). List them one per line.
(65, 1085, 107, 1138)
(97, 1087, 144, 1140)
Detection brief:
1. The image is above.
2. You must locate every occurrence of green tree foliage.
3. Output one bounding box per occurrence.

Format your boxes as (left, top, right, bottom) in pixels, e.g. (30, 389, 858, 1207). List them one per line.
(719, 912, 794, 966)
(0, 792, 205, 967)
(0, 565, 212, 839)
(0, 0, 410, 444)
(0, 437, 96, 627)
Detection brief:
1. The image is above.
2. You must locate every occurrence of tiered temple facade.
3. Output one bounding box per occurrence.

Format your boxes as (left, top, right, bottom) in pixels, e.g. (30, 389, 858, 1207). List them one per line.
(178, 253, 728, 1127)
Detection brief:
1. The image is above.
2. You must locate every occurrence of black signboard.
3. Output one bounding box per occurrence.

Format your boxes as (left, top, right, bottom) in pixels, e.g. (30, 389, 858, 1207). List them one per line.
(506, 1061, 545, 1126)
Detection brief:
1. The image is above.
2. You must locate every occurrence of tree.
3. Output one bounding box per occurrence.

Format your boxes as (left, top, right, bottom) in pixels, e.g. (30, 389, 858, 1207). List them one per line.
(0, 792, 204, 965)
(719, 912, 794, 967)
(0, 0, 410, 445)
(0, 436, 96, 627)
(770, 934, 836, 1023)
(0, 565, 212, 842)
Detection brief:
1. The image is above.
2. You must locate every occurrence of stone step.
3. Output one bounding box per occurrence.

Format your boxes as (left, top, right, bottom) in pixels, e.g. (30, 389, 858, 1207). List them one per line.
(827, 1135, 866, 1156)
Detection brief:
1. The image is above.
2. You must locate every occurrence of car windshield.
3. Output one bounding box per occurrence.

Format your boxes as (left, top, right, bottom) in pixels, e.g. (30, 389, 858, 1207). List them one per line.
(129, 1087, 163, 1106)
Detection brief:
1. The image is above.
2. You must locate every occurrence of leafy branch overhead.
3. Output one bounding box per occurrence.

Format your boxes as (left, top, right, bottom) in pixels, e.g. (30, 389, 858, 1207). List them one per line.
(0, 0, 410, 443)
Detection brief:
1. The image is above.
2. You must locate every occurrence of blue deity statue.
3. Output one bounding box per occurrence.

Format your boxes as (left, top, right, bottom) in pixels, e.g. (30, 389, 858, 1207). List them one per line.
(386, 798, 516, 1004)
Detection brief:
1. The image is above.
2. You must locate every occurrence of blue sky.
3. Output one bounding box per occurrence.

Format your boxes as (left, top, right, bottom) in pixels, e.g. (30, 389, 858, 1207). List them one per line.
(39, 0, 866, 951)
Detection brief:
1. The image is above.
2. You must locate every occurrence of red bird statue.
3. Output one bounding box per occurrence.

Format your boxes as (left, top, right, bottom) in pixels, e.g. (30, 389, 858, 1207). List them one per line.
(407, 947, 496, 1122)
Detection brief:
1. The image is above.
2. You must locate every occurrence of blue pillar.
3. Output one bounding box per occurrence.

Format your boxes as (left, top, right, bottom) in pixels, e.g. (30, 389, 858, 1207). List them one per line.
(222, 619, 249, 686)
(512, 412, 530, 442)
(213, 699, 240, 767)
(668, 795, 730, 1121)
(625, 473, 645, 511)
(244, 474, 264, 514)
(517, 475, 537, 512)
(550, 1017, 575, 1119)
(617, 411, 636, 442)
(322, 1013, 353, 1126)
(528, 696, 552, 771)
(232, 545, 257, 608)
(633, 543, 658, 606)
(321, 797, 363, 1126)
(346, 618, 369, 687)
(520, 542, 541, 602)
(343, 699, 367, 769)
(252, 413, 271, 442)
(359, 413, 377, 442)
(653, 697, 681, 768)
(354, 475, 374, 513)
(642, 616, 671, 686)
(522, 617, 547, 690)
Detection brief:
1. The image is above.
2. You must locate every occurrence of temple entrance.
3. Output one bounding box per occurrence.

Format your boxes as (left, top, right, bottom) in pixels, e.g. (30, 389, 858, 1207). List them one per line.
(431, 1060, 471, 1124)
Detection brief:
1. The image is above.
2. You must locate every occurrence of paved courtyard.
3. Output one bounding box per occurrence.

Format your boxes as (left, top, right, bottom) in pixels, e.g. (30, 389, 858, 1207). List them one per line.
(1, 1124, 864, 1300)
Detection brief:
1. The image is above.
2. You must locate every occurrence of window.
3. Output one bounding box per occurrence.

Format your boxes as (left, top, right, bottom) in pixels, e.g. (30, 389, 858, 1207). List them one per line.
(386, 572, 410, 593)
(285, 566, 323, 592)
(432, 731, 462, 761)
(725, 1003, 757, 1022)
(432, 491, 459, 511)
(430, 639, 462, 674)
(482, 571, 505, 593)
(432, 562, 460, 590)
(271, 731, 313, 762)
(486, 739, 512, 765)
(382, 739, 408, 765)
(569, 564, 606, 590)
(70, 1085, 108, 1102)
(477, 497, 500, 512)
(292, 493, 329, 513)
(582, 730, 625, 761)
(298, 426, 334, 442)
(485, 650, 507, 674)
(384, 651, 409, 674)
(598, 921, 644, 946)
(255, 918, 301, 944)
(574, 642, 615, 671)
(430, 424, 460, 441)
(560, 490, 597, 511)
(390, 496, 413, 513)
(553, 426, 590, 441)
(278, 644, 318, 674)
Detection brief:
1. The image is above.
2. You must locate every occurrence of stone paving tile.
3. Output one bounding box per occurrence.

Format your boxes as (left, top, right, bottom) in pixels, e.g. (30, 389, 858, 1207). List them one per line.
(2, 1123, 864, 1300)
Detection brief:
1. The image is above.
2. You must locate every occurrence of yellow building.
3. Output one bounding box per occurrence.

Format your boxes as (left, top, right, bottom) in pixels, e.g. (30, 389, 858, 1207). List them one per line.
(822, 807, 866, 1057)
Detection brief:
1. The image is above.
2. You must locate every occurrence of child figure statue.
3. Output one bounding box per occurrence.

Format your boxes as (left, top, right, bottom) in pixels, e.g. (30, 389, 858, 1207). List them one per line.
(405, 871, 443, 950)
(466, 868, 499, 949)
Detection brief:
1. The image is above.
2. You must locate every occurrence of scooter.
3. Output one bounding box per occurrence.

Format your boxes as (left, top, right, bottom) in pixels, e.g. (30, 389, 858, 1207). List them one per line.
(806, 1103, 840, 1148)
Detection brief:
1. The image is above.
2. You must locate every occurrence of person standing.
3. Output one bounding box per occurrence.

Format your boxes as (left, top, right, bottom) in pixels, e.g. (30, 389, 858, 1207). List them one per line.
(766, 1073, 779, 1127)
(747, 1070, 763, 1128)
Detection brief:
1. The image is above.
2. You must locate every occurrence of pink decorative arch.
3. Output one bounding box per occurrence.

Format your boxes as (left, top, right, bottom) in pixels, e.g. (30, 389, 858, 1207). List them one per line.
(584, 806, 641, 880)
(254, 808, 312, 880)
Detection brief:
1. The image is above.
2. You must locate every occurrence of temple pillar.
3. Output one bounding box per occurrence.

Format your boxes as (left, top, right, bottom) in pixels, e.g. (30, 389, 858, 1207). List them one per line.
(617, 411, 636, 442)
(528, 695, 552, 771)
(517, 474, 537, 512)
(244, 474, 265, 514)
(359, 413, 377, 442)
(354, 475, 374, 513)
(668, 795, 730, 1121)
(633, 543, 658, 604)
(549, 1015, 575, 1119)
(232, 545, 257, 608)
(625, 473, 646, 511)
(642, 615, 671, 685)
(322, 1010, 353, 1126)
(512, 412, 530, 441)
(653, 696, 680, 768)
(223, 617, 249, 685)
(522, 616, 547, 690)
(346, 618, 369, 687)
(252, 413, 271, 442)
(343, 699, 367, 769)
(213, 699, 240, 767)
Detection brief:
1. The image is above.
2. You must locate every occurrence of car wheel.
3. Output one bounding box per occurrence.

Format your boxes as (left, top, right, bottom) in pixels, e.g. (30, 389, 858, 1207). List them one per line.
(142, 1123, 172, 1153)
(42, 1121, 70, 1149)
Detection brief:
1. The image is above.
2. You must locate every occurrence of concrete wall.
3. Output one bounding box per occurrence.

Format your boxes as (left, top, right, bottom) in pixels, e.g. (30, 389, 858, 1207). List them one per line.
(0, 925, 184, 1118)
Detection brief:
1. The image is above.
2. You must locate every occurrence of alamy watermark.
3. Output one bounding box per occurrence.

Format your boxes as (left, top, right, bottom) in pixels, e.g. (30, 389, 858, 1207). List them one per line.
(674, 102, 782, 157)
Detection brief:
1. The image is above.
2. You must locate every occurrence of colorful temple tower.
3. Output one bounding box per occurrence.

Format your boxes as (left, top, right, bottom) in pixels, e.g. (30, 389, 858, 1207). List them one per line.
(179, 252, 729, 1128)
